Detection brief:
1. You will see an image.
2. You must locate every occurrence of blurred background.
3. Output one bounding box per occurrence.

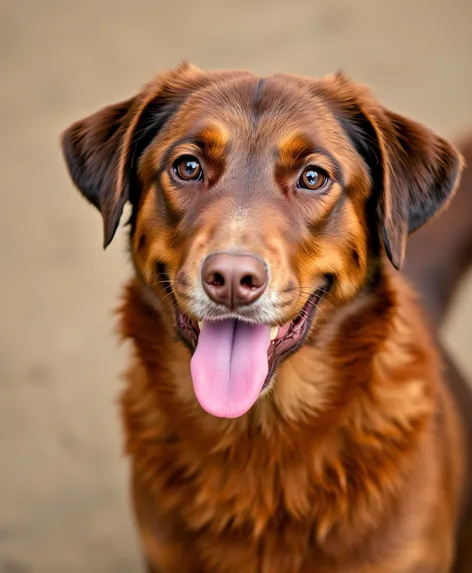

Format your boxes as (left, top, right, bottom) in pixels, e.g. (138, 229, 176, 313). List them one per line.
(1, 0, 471, 571)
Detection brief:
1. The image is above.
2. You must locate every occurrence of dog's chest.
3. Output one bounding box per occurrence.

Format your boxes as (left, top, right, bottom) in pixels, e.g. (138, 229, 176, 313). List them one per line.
(135, 445, 335, 572)
(125, 376, 439, 573)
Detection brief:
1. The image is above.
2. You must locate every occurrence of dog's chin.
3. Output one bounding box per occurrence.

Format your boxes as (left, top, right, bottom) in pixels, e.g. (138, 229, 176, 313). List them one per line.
(176, 280, 332, 390)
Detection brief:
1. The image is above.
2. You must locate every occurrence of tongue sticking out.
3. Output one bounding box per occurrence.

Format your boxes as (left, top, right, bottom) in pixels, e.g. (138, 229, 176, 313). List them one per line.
(190, 319, 271, 418)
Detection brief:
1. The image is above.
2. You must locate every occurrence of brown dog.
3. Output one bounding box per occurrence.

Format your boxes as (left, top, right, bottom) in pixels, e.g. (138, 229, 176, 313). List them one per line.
(61, 63, 472, 572)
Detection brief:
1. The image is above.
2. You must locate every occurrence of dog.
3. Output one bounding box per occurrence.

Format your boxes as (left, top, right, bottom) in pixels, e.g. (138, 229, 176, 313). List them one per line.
(61, 63, 472, 572)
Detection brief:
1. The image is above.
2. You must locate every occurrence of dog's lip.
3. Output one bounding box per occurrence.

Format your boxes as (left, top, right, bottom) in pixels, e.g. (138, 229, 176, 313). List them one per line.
(175, 280, 331, 381)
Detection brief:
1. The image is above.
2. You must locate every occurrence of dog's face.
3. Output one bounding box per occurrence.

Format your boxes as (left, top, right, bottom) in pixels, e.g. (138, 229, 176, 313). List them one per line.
(62, 64, 461, 418)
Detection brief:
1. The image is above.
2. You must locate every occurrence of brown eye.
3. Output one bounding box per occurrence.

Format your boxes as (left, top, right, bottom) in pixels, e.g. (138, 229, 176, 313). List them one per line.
(173, 156, 203, 182)
(298, 166, 330, 192)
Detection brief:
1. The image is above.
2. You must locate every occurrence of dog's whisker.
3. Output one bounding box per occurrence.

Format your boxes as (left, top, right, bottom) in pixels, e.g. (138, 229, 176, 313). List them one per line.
(148, 280, 173, 289)
(283, 286, 336, 302)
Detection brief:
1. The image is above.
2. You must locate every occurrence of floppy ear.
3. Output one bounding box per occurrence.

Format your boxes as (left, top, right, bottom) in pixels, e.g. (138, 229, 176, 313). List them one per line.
(371, 108, 462, 269)
(330, 74, 463, 269)
(60, 62, 207, 247)
(61, 98, 136, 247)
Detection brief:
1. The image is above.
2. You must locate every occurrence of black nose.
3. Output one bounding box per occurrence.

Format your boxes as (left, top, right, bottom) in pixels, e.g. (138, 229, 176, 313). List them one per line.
(201, 253, 268, 309)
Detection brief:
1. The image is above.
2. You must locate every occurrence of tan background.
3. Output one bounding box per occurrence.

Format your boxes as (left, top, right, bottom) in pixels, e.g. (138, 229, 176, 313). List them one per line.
(1, 0, 471, 571)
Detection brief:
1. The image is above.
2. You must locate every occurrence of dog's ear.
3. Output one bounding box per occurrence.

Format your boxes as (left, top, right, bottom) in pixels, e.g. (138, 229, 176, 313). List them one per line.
(61, 97, 135, 247)
(371, 108, 462, 270)
(329, 74, 463, 269)
(61, 62, 206, 247)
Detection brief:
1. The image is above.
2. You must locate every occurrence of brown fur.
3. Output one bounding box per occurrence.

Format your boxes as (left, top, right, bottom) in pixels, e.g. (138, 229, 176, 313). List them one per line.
(61, 63, 472, 572)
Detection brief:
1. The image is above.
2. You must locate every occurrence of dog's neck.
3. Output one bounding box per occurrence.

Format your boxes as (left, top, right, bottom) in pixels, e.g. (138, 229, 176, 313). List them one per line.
(119, 265, 438, 549)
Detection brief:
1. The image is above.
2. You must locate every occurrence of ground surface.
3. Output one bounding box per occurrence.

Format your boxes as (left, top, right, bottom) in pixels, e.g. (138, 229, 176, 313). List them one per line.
(1, 1, 471, 571)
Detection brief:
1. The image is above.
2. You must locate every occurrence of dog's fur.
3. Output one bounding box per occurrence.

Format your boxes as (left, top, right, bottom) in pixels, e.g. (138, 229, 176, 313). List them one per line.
(61, 64, 472, 572)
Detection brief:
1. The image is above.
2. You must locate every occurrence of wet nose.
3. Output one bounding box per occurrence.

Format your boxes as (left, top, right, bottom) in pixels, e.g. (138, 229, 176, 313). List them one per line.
(201, 253, 268, 309)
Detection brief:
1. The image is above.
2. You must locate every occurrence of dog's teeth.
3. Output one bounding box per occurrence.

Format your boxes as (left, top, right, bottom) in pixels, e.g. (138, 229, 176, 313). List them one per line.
(198, 321, 203, 331)
(270, 326, 279, 341)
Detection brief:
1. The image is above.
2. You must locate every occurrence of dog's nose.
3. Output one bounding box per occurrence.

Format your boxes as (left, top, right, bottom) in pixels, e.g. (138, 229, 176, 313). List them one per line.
(201, 253, 268, 309)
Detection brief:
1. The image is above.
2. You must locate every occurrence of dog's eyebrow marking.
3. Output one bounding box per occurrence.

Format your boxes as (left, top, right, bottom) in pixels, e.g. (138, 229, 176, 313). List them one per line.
(277, 133, 344, 185)
(278, 133, 317, 163)
(195, 124, 229, 161)
(157, 125, 229, 175)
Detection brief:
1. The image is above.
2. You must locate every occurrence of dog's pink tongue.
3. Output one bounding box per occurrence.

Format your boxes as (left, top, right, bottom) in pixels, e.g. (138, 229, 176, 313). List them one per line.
(190, 319, 270, 418)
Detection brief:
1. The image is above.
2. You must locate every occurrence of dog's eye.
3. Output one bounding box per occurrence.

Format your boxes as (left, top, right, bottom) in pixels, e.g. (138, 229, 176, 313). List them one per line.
(173, 156, 203, 182)
(297, 167, 330, 192)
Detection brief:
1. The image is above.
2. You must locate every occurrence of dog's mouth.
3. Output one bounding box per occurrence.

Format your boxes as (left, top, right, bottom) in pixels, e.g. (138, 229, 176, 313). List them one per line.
(168, 276, 331, 419)
(177, 289, 327, 372)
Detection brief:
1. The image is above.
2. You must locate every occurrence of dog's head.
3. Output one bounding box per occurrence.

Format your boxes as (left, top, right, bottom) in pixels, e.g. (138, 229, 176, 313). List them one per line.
(61, 63, 461, 418)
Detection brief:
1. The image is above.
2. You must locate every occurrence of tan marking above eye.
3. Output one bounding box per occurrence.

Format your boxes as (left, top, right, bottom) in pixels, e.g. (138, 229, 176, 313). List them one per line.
(198, 123, 230, 159)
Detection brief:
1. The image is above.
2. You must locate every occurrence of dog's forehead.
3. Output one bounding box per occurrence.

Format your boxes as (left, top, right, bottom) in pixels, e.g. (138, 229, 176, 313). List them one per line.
(190, 75, 324, 126)
(157, 73, 351, 160)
